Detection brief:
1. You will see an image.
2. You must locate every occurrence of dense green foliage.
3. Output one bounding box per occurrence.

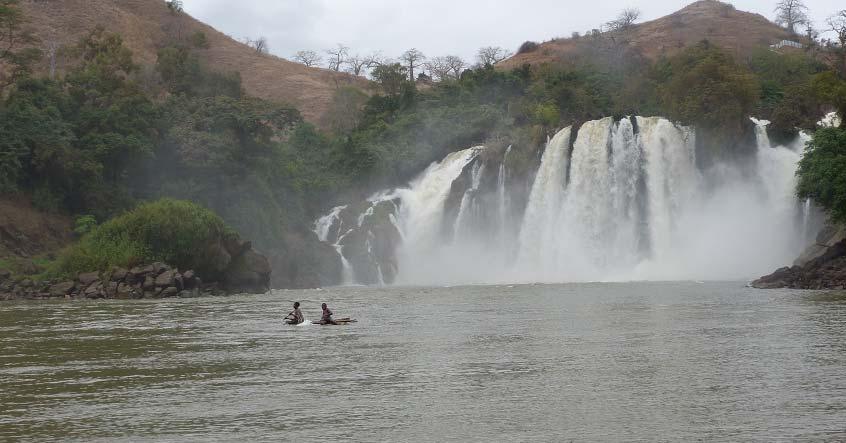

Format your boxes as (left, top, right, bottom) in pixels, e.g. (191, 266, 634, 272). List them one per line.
(54, 199, 234, 277)
(798, 127, 846, 223)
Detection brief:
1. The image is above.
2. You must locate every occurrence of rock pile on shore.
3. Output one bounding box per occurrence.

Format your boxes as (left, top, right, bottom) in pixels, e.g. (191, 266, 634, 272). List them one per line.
(3, 263, 214, 301)
(752, 225, 846, 290)
(0, 239, 272, 301)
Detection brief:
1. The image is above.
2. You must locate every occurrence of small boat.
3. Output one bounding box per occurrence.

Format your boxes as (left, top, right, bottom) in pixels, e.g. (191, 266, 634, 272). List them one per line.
(313, 318, 357, 325)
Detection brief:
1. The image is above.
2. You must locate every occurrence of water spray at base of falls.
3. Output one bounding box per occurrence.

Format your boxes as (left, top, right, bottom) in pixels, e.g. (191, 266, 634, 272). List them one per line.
(316, 116, 822, 286)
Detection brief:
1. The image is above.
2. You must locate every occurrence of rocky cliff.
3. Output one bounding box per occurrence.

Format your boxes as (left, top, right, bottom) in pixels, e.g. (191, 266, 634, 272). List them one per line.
(752, 225, 846, 290)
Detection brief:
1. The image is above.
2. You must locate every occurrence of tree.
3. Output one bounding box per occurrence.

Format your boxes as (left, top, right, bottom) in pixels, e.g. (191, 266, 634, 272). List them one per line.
(371, 63, 408, 97)
(605, 8, 641, 33)
(797, 127, 846, 222)
(425, 56, 450, 81)
(165, 0, 183, 14)
(444, 55, 467, 79)
(476, 46, 512, 67)
(246, 36, 269, 54)
(365, 51, 388, 69)
(293, 50, 321, 67)
(344, 54, 369, 76)
(657, 41, 759, 162)
(401, 48, 426, 81)
(774, 0, 809, 34)
(828, 10, 846, 76)
(0, 0, 41, 91)
(323, 86, 367, 134)
(325, 44, 349, 71)
(426, 55, 466, 81)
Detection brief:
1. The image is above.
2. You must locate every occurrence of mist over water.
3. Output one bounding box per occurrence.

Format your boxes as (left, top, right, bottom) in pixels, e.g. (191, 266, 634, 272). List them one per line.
(317, 116, 822, 286)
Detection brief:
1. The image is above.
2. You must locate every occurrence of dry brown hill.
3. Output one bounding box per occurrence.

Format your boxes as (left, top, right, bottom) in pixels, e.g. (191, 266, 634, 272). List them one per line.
(500, 0, 796, 69)
(19, 0, 371, 124)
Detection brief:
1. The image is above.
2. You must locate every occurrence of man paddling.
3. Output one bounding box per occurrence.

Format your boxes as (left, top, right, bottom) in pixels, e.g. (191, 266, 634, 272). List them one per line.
(319, 303, 337, 325)
(285, 302, 304, 325)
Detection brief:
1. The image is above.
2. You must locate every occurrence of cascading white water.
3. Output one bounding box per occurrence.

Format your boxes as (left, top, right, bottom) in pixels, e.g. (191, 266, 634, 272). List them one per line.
(516, 127, 572, 270)
(312, 205, 354, 285)
(453, 161, 486, 239)
(497, 146, 512, 239)
(316, 116, 815, 285)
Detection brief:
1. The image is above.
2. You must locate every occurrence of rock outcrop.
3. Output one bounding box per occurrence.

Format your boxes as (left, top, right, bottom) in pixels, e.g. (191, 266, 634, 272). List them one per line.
(752, 225, 846, 290)
(0, 240, 271, 301)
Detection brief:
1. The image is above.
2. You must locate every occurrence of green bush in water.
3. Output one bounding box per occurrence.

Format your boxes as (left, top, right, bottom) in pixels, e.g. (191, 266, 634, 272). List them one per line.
(54, 199, 235, 277)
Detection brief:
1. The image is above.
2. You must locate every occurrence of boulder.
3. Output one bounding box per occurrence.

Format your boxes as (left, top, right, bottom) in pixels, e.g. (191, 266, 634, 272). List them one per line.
(106, 281, 118, 298)
(129, 264, 155, 277)
(224, 249, 271, 293)
(110, 267, 128, 282)
(160, 286, 178, 298)
(224, 237, 252, 258)
(49, 281, 75, 297)
(0, 269, 10, 281)
(142, 275, 155, 291)
(178, 289, 200, 298)
(795, 225, 846, 267)
(205, 242, 232, 274)
(182, 270, 198, 289)
(154, 270, 175, 288)
(173, 272, 184, 291)
(78, 271, 100, 286)
(152, 262, 169, 275)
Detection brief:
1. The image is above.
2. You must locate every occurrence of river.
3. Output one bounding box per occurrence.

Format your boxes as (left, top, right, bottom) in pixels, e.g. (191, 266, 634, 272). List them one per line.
(1, 282, 845, 441)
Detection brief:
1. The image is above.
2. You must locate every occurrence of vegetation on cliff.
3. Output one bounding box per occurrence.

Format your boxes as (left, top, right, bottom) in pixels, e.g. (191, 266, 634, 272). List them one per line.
(798, 126, 846, 222)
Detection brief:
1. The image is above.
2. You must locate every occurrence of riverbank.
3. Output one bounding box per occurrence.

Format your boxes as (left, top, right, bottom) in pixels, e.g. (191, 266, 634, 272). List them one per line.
(0, 257, 271, 301)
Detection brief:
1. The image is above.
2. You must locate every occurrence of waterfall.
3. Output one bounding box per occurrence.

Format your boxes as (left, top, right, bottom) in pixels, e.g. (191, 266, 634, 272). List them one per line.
(316, 116, 812, 285)
(313, 206, 354, 284)
(453, 161, 486, 238)
(498, 146, 512, 250)
(314, 206, 346, 243)
(516, 127, 572, 269)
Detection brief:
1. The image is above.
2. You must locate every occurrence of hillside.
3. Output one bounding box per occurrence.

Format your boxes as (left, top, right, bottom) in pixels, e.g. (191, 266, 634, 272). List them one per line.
(19, 0, 371, 124)
(500, 0, 795, 69)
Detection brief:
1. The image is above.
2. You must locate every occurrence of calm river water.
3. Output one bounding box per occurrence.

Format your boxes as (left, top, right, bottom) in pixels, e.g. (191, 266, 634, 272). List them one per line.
(1, 282, 846, 441)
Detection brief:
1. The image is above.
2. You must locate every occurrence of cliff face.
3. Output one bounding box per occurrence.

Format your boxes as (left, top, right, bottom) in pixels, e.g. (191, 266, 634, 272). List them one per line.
(19, 0, 371, 125)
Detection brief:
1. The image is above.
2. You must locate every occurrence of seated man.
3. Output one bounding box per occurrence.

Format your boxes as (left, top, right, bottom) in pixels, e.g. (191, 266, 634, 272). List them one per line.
(319, 303, 337, 325)
(285, 302, 304, 325)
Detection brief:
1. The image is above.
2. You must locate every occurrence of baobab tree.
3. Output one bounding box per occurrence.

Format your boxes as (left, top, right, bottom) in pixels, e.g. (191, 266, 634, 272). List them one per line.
(425, 56, 451, 81)
(444, 55, 467, 78)
(325, 44, 349, 72)
(605, 8, 641, 32)
(476, 46, 512, 66)
(401, 48, 426, 81)
(775, 0, 810, 34)
(344, 54, 369, 76)
(293, 50, 321, 67)
(828, 10, 846, 75)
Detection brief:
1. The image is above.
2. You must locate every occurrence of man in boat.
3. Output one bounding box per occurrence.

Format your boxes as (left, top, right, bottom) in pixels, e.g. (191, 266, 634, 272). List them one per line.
(285, 302, 304, 325)
(319, 303, 337, 325)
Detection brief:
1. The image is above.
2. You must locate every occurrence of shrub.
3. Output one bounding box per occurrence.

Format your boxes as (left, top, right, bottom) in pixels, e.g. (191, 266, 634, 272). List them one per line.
(73, 215, 98, 237)
(517, 41, 539, 54)
(53, 199, 235, 277)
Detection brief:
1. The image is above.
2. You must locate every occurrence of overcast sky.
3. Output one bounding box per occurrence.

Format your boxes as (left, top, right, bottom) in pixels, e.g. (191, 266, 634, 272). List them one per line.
(181, 0, 843, 65)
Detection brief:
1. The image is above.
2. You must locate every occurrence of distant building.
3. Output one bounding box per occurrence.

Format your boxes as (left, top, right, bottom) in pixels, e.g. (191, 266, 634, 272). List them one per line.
(770, 40, 804, 50)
